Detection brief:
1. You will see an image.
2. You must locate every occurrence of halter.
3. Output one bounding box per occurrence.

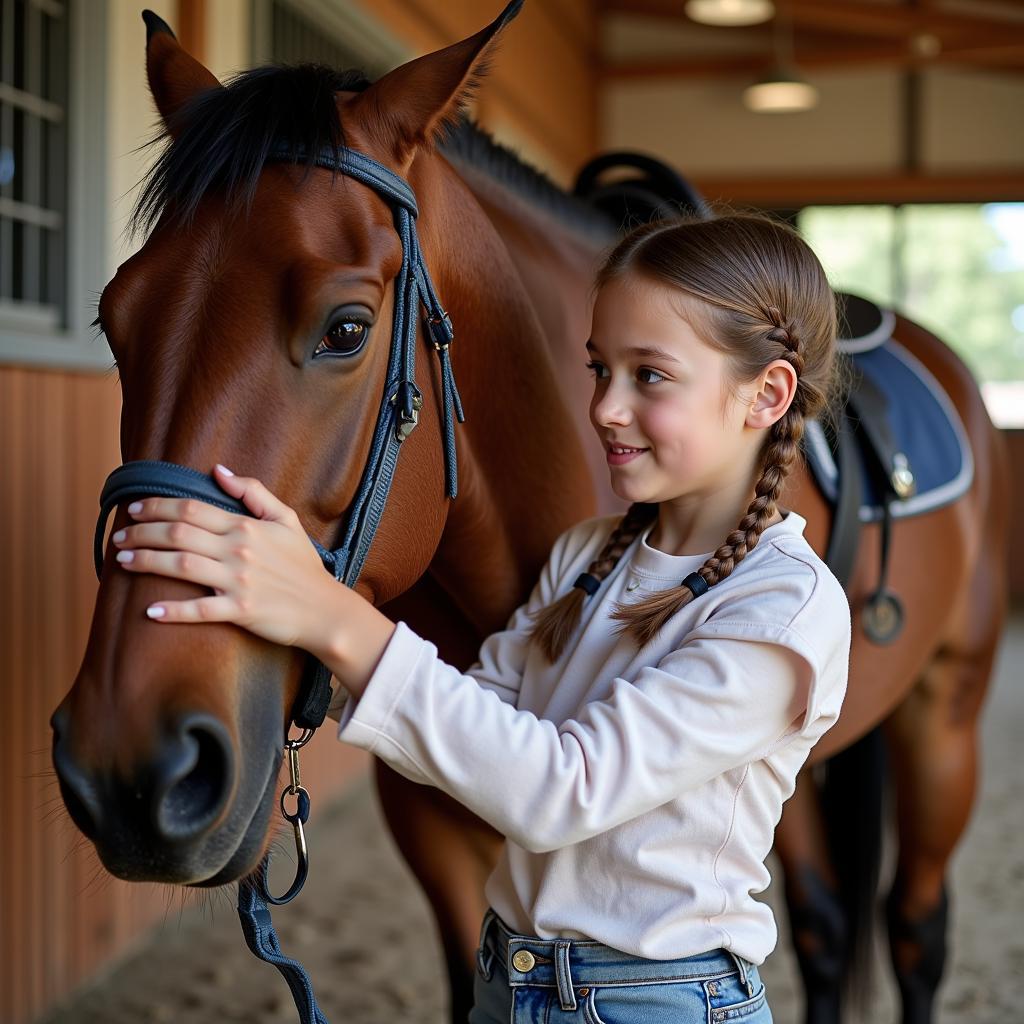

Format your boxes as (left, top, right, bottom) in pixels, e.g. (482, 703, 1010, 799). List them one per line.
(91, 145, 465, 1024)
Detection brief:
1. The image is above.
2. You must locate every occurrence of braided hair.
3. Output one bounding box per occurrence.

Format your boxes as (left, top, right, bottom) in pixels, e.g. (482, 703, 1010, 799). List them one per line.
(529, 211, 837, 660)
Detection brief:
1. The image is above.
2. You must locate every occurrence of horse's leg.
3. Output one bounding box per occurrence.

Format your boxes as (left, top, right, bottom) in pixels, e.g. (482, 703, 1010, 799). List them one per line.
(774, 769, 846, 1024)
(374, 760, 503, 1024)
(882, 625, 998, 1024)
(880, 450, 1007, 1024)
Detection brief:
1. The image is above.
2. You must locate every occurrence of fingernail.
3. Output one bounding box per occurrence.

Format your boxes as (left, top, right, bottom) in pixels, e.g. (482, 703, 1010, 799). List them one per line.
(128, 502, 143, 514)
(147, 605, 165, 618)
(112, 529, 126, 543)
(116, 550, 134, 563)
(216, 464, 234, 477)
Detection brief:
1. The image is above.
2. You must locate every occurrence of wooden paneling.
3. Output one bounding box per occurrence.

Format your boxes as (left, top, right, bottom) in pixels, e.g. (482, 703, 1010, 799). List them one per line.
(354, 0, 598, 182)
(0, 365, 369, 1023)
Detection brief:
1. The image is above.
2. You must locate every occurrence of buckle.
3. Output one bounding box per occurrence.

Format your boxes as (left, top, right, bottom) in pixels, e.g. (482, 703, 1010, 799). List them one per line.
(390, 381, 423, 441)
(427, 311, 454, 352)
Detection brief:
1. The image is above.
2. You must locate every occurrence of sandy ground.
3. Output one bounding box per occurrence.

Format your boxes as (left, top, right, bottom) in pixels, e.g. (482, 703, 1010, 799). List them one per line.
(40, 616, 1024, 1024)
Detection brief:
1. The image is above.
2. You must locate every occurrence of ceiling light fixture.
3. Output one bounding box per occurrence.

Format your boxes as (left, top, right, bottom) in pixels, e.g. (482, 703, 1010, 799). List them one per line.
(685, 0, 775, 27)
(742, 7, 818, 112)
(743, 70, 818, 112)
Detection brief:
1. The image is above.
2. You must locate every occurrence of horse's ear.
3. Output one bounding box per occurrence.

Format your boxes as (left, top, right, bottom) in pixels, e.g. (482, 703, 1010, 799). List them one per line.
(142, 9, 222, 139)
(352, 0, 524, 162)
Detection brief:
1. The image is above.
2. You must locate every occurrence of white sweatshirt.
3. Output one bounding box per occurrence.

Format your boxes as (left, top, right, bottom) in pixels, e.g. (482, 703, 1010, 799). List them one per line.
(330, 509, 851, 964)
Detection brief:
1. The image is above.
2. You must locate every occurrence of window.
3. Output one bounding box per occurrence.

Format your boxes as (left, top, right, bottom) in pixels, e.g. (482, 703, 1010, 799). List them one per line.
(252, 0, 406, 74)
(798, 203, 1024, 426)
(0, 0, 111, 370)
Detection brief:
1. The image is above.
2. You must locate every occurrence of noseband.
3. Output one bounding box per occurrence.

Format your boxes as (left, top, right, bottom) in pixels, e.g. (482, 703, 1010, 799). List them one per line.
(91, 146, 465, 1023)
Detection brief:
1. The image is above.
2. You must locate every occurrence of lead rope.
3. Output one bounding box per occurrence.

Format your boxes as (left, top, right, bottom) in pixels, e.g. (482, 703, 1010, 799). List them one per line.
(236, 727, 330, 1024)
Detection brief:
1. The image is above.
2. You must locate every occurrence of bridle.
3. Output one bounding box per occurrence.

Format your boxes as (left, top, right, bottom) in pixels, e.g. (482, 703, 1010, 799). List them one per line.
(92, 144, 464, 1023)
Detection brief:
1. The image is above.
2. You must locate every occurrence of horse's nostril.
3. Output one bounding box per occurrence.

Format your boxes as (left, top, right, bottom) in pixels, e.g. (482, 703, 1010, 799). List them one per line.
(156, 715, 234, 841)
(52, 712, 103, 841)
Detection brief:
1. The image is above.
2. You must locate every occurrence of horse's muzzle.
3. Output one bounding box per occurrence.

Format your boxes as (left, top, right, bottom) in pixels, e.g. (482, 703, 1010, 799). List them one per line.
(50, 705, 243, 882)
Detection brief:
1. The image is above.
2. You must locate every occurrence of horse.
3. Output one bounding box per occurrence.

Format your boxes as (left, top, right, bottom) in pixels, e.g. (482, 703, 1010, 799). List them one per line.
(50, 5, 1009, 1023)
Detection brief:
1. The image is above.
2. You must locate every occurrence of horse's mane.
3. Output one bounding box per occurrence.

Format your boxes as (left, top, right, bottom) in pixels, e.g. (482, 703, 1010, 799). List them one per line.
(129, 62, 612, 242)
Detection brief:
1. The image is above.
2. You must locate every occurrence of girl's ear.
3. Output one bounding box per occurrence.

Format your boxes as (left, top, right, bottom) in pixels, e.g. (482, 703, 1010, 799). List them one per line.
(746, 360, 798, 429)
(142, 10, 222, 140)
(349, 0, 524, 165)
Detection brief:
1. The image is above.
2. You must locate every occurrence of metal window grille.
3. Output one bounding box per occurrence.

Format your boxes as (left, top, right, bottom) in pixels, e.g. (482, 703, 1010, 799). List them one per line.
(270, 0, 382, 74)
(0, 0, 69, 331)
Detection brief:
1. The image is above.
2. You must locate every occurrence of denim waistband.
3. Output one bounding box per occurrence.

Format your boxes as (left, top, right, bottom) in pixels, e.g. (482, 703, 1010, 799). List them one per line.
(475, 907, 758, 1008)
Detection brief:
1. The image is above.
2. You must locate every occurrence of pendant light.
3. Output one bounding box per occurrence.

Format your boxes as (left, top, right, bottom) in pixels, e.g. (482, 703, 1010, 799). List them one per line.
(742, 6, 818, 112)
(685, 0, 775, 26)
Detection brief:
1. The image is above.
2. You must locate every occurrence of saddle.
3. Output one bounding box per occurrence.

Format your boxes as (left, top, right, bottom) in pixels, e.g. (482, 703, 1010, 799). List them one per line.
(809, 292, 973, 643)
(572, 156, 973, 645)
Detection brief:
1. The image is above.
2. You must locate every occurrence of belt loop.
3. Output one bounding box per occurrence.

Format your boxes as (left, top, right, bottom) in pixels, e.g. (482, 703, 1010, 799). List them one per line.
(476, 909, 497, 982)
(555, 941, 577, 1011)
(729, 952, 754, 998)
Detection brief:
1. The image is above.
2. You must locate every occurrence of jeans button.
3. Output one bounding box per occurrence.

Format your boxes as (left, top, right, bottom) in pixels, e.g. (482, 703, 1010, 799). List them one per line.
(512, 950, 536, 972)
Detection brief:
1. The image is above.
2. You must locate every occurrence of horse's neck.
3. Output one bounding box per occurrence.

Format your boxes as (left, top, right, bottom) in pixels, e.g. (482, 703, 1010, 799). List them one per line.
(413, 157, 614, 637)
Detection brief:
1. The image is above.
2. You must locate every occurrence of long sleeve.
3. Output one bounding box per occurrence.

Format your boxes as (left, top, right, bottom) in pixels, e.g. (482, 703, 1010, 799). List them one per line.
(327, 517, 593, 767)
(335, 616, 826, 853)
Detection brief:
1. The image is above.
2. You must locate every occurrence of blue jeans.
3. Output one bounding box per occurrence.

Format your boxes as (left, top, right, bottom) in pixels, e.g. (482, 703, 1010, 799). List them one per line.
(469, 908, 773, 1024)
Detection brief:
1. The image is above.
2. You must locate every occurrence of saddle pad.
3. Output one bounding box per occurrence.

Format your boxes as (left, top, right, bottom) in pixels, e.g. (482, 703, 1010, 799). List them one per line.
(804, 339, 974, 523)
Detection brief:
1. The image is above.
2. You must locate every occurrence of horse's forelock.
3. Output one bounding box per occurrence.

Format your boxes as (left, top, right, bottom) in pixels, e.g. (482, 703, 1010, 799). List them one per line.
(129, 64, 373, 240)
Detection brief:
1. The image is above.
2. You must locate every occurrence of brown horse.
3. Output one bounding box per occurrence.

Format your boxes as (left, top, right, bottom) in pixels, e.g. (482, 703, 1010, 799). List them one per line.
(51, 6, 1008, 1024)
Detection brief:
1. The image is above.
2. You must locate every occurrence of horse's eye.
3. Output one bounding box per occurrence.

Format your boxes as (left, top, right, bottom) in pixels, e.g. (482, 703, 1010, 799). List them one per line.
(314, 319, 369, 358)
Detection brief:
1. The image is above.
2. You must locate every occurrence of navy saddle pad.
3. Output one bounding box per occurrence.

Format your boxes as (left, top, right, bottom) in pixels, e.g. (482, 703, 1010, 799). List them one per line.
(803, 294, 974, 523)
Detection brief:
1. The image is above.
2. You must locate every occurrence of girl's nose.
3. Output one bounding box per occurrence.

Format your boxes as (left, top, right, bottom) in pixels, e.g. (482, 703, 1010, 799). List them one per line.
(592, 387, 632, 428)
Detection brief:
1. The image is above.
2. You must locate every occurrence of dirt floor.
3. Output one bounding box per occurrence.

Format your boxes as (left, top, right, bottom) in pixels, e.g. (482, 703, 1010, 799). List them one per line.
(40, 616, 1024, 1024)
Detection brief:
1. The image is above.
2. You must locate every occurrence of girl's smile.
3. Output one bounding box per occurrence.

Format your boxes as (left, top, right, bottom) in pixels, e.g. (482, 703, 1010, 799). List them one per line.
(606, 442, 649, 465)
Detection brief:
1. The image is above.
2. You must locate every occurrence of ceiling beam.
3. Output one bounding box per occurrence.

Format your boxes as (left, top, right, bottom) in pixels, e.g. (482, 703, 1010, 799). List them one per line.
(601, 37, 1024, 80)
(690, 170, 1024, 205)
(597, 0, 1024, 41)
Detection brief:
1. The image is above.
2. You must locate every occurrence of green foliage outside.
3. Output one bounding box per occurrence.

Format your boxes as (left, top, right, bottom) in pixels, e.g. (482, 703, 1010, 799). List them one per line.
(798, 204, 1024, 383)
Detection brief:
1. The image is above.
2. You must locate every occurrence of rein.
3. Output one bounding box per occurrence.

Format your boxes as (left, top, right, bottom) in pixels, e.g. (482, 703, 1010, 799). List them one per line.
(92, 145, 464, 1023)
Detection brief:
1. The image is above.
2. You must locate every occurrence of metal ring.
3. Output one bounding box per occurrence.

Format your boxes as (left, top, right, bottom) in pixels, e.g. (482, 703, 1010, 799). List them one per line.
(257, 816, 310, 906)
(280, 785, 311, 823)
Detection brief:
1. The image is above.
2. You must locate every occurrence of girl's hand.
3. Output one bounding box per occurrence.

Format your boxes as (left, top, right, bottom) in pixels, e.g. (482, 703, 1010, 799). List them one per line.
(111, 464, 335, 650)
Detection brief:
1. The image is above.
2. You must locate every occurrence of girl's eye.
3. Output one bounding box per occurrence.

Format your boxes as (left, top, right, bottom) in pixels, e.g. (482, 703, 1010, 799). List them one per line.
(638, 367, 665, 384)
(314, 318, 370, 358)
(585, 360, 607, 379)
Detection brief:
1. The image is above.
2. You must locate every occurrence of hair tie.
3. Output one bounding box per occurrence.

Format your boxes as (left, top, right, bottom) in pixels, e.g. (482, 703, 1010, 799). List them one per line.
(681, 571, 708, 598)
(573, 572, 600, 597)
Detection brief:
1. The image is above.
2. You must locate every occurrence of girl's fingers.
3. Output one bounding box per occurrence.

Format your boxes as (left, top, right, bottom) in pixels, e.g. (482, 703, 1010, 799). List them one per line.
(116, 547, 232, 592)
(125, 496, 235, 534)
(212, 465, 300, 525)
(114, 520, 224, 559)
(145, 595, 239, 623)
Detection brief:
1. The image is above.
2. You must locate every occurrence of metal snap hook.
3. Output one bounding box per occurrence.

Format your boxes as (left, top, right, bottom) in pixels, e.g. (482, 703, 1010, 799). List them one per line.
(258, 732, 314, 906)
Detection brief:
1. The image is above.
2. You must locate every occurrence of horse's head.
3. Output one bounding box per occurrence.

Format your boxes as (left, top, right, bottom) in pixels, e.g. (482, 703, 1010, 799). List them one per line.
(51, 2, 523, 887)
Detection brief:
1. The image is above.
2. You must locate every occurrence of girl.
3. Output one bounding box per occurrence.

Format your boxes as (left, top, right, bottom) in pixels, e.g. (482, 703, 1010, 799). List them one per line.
(113, 211, 851, 1023)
